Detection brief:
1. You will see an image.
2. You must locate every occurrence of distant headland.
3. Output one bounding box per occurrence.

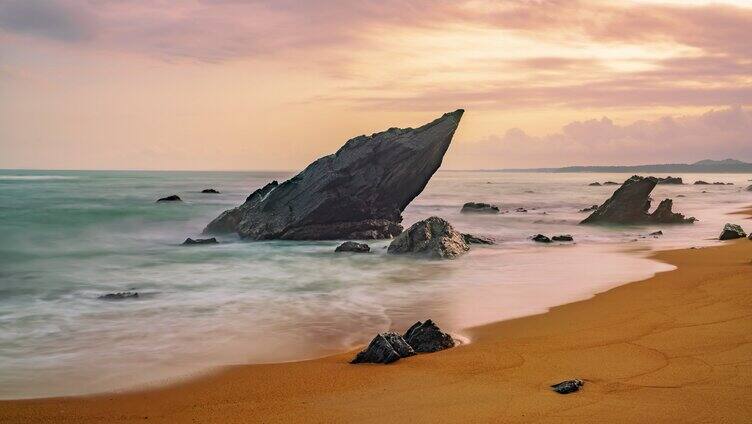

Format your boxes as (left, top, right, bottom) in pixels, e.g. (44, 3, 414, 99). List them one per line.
(490, 159, 752, 173)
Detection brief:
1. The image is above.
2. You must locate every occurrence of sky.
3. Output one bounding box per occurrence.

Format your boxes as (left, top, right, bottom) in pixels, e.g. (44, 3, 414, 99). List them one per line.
(1, 0, 751, 170)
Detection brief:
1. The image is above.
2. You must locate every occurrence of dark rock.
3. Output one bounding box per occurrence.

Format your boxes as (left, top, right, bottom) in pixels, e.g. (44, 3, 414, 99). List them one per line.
(182, 237, 218, 245)
(515, 207, 528, 213)
(403, 320, 455, 353)
(656, 176, 683, 184)
(603, 181, 620, 185)
(157, 195, 181, 202)
(204, 110, 464, 240)
(694, 180, 710, 185)
(462, 233, 495, 245)
(335, 241, 370, 253)
(719, 223, 746, 240)
(676, 194, 686, 197)
(649, 230, 663, 236)
(552, 234, 574, 242)
(98, 291, 139, 301)
(351, 332, 415, 364)
(387, 217, 469, 259)
(579, 205, 599, 213)
(588, 182, 601, 186)
(581, 176, 695, 225)
(747, 185, 752, 191)
(712, 182, 729, 185)
(461, 202, 500, 214)
(245, 180, 278, 203)
(532, 234, 552, 243)
(551, 379, 583, 394)
(650, 199, 696, 224)
(201, 189, 220, 194)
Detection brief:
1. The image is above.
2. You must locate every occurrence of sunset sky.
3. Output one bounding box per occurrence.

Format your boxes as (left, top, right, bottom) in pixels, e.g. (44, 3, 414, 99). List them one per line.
(1, 0, 751, 170)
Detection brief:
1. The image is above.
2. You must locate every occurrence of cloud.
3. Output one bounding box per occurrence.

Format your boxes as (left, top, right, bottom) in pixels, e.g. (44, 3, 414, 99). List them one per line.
(1, 0, 750, 110)
(450, 106, 752, 168)
(0, 0, 93, 42)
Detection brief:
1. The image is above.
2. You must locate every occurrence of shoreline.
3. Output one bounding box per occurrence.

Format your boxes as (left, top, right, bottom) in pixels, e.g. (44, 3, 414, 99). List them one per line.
(2, 215, 752, 422)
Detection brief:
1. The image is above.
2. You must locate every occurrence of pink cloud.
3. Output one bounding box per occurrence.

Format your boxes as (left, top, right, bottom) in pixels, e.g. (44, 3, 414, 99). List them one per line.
(451, 106, 752, 168)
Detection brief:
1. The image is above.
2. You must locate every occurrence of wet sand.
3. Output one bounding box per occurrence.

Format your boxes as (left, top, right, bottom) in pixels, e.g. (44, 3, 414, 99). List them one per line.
(2, 221, 752, 422)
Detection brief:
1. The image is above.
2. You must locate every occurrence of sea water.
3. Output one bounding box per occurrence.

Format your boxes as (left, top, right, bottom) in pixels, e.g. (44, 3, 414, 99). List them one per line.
(1, 169, 750, 398)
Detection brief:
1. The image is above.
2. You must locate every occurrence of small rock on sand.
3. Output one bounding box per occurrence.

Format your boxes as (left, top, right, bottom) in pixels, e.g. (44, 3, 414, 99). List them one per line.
(551, 379, 583, 394)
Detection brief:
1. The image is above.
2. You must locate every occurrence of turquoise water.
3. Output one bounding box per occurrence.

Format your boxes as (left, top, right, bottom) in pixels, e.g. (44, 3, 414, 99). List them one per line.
(1, 169, 750, 398)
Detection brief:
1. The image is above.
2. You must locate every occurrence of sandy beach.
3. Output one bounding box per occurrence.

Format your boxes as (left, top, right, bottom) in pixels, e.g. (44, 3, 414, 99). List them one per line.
(2, 211, 751, 423)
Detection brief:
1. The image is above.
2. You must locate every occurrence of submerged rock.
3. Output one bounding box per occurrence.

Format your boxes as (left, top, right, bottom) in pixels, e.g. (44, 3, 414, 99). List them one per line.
(551, 379, 583, 394)
(201, 189, 220, 194)
(603, 181, 620, 186)
(98, 291, 139, 301)
(746, 185, 752, 191)
(387, 217, 469, 259)
(581, 176, 695, 225)
(552, 234, 574, 242)
(462, 233, 495, 245)
(461, 202, 500, 214)
(694, 180, 710, 185)
(657, 176, 683, 184)
(403, 320, 455, 353)
(204, 110, 464, 240)
(588, 182, 601, 186)
(351, 332, 415, 364)
(157, 195, 181, 202)
(532, 234, 552, 243)
(515, 207, 528, 213)
(335, 241, 370, 253)
(649, 230, 663, 236)
(579, 205, 599, 213)
(182, 237, 218, 245)
(719, 223, 746, 240)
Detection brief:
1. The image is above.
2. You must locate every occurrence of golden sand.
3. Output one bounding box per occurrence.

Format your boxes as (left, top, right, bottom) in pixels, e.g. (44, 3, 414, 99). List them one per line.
(2, 227, 752, 423)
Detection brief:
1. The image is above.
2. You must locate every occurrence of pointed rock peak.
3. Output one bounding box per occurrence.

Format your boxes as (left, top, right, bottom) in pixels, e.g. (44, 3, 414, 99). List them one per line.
(204, 111, 464, 239)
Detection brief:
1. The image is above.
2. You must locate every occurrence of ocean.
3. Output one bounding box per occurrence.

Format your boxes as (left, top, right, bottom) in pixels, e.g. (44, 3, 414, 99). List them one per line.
(0, 169, 750, 398)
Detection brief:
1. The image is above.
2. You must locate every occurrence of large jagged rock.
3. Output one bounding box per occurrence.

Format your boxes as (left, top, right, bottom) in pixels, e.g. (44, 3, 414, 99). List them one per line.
(387, 217, 469, 259)
(350, 332, 415, 364)
(203, 111, 463, 239)
(581, 176, 695, 225)
(403, 320, 455, 353)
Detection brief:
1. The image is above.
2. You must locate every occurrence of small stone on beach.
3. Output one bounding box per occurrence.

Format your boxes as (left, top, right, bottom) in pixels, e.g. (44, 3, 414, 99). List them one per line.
(551, 379, 583, 394)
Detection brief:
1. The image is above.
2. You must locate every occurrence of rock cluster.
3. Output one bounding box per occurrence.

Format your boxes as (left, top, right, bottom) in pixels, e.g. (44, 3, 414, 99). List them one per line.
(350, 332, 415, 364)
(335, 241, 370, 253)
(351, 319, 454, 364)
(581, 176, 695, 225)
(388, 217, 469, 259)
(719, 223, 746, 240)
(461, 202, 500, 214)
(204, 110, 464, 240)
